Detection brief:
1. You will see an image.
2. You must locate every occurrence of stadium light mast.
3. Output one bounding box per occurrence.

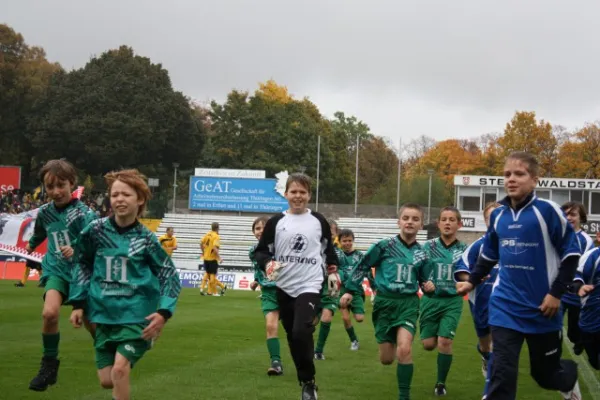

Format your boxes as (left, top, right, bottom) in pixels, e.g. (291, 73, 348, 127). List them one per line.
(354, 133, 359, 215)
(427, 169, 434, 224)
(172, 163, 179, 214)
(316, 135, 321, 211)
(396, 138, 402, 211)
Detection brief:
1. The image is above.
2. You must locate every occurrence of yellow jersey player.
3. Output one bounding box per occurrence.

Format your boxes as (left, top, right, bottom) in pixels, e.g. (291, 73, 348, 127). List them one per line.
(200, 222, 226, 296)
(158, 227, 178, 257)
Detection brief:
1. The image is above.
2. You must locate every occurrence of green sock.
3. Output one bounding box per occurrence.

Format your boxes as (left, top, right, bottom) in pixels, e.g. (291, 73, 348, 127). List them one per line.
(397, 363, 414, 400)
(315, 322, 331, 353)
(437, 353, 453, 384)
(42, 332, 60, 359)
(346, 326, 358, 342)
(266, 337, 281, 362)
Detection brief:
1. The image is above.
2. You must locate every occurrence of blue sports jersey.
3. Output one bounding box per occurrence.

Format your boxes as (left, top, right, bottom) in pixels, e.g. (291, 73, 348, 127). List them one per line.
(575, 248, 600, 333)
(480, 194, 581, 334)
(562, 230, 594, 306)
(455, 235, 498, 331)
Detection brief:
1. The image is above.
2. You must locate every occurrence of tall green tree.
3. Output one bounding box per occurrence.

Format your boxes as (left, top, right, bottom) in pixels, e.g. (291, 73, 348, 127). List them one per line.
(0, 24, 61, 183)
(28, 46, 203, 178)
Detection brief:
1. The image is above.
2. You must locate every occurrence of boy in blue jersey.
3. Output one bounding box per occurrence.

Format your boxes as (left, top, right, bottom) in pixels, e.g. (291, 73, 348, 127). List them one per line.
(560, 201, 594, 355)
(457, 152, 582, 400)
(573, 246, 600, 370)
(455, 202, 500, 398)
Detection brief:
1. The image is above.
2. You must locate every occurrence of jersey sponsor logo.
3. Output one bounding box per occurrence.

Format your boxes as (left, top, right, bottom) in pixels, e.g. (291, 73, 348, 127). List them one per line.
(435, 263, 455, 282)
(289, 234, 308, 253)
(508, 224, 522, 229)
(50, 229, 71, 252)
(500, 238, 539, 255)
(395, 264, 415, 283)
(124, 344, 136, 354)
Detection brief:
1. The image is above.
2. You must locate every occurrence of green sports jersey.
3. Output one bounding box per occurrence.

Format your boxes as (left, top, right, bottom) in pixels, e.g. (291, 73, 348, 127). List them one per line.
(422, 238, 467, 297)
(70, 217, 181, 325)
(337, 249, 364, 292)
(346, 235, 429, 298)
(29, 199, 97, 283)
(249, 244, 275, 288)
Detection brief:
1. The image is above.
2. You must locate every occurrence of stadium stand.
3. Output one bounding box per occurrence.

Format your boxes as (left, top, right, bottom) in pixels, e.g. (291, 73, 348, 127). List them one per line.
(157, 213, 428, 271)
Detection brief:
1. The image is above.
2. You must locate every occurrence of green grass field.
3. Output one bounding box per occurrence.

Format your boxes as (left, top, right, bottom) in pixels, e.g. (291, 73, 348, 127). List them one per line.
(0, 281, 596, 400)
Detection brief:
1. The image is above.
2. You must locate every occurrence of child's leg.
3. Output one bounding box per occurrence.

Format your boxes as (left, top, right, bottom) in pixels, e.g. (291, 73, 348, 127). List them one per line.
(207, 274, 216, 294)
(200, 272, 209, 292)
(437, 337, 454, 385)
(379, 342, 396, 365)
(396, 328, 415, 400)
(42, 290, 62, 352)
(111, 353, 131, 400)
(265, 311, 281, 362)
(315, 309, 333, 355)
(97, 366, 113, 389)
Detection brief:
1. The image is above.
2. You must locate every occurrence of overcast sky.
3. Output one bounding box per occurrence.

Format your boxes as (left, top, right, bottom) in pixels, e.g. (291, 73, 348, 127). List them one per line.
(4, 0, 600, 146)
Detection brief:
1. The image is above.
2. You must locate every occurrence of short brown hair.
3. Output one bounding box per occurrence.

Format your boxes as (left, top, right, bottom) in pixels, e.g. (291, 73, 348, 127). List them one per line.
(285, 173, 311, 193)
(252, 216, 269, 232)
(39, 159, 78, 186)
(483, 201, 500, 218)
(439, 206, 462, 220)
(211, 222, 219, 231)
(561, 201, 588, 223)
(398, 202, 424, 220)
(506, 151, 540, 177)
(104, 169, 151, 217)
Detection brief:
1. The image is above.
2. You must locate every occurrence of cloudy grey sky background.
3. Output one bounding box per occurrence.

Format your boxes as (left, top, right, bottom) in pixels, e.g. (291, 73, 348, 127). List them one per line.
(3, 0, 600, 146)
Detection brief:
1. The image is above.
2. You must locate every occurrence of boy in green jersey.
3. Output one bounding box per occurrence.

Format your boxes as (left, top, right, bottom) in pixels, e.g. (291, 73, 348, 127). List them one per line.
(314, 229, 365, 359)
(69, 169, 181, 400)
(249, 215, 284, 376)
(341, 203, 435, 400)
(420, 206, 467, 396)
(26, 160, 97, 392)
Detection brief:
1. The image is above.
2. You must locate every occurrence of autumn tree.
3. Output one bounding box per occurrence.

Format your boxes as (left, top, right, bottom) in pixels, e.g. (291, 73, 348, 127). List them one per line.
(496, 111, 557, 176)
(0, 24, 61, 183)
(555, 123, 600, 178)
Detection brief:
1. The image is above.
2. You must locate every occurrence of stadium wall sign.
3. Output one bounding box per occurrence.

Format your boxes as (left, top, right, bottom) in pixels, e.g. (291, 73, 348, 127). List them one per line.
(455, 175, 600, 189)
(188, 171, 289, 213)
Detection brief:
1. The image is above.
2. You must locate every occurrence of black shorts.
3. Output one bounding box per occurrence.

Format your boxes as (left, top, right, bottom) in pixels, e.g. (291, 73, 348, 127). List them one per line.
(204, 260, 219, 275)
(26, 259, 42, 271)
(581, 330, 600, 370)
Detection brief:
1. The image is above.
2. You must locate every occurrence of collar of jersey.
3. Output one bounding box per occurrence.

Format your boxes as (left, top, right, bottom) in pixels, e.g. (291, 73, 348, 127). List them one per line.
(499, 192, 535, 212)
(109, 215, 140, 234)
(52, 198, 78, 213)
(396, 235, 418, 248)
(437, 237, 459, 249)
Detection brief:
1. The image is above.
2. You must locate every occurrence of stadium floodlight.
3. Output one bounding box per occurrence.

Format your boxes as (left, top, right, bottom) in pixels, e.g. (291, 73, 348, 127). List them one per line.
(427, 169, 434, 224)
(172, 163, 180, 213)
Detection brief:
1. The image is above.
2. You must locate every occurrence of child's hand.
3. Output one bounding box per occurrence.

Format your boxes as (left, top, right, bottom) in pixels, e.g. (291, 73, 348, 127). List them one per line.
(578, 284, 594, 298)
(25, 244, 32, 254)
(70, 310, 84, 328)
(60, 246, 74, 259)
(142, 313, 166, 341)
(423, 281, 436, 293)
(250, 281, 259, 291)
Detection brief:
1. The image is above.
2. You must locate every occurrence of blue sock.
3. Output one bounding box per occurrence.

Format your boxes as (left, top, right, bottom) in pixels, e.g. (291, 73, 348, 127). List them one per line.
(483, 352, 493, 397)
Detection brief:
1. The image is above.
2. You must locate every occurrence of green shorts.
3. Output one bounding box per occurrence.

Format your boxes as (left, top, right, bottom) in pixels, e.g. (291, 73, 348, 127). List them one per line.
(419, 295, 463, 340)
(95, 324, 151, 370)
(372, 294, 420, 344)
(340, 292, 365, 315)
(260, 286, 279, 316)
(42, 276, 69, 304)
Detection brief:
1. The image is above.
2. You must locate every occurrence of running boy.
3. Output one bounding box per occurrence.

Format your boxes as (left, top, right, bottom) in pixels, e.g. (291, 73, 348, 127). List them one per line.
(26, 160, 97, 392)
(573, 245, 600, 370)
(249, 215, 284, 376)
(560, 201, 594, 355)
(69, 169, 181, 400)
(255, 173, 339, 400)
(457, 151, 582, 400)
(341, 203, 434, 400)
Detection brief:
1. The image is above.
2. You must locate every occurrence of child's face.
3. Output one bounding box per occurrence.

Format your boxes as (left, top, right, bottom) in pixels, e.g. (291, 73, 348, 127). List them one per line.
(398, 208, 423, 236)
(110, 180, 143, 220)
(564, 208, 581, 230)
(285, 182, 310, 214)
(253, 221, 265, 240)
(504, 159, 537, 203)
(438, 210, 461, 237)
(340, 235, 353, 252)
(43, 174, 73, 207)
(166, 228, 174, 237)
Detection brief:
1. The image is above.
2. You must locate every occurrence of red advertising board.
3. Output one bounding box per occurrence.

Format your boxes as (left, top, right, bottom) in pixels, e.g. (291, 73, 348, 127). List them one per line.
(0, 166, 21, 192)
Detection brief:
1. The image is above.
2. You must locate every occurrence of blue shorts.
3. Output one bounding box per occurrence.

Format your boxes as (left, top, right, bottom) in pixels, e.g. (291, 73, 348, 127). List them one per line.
(469, 301, 490, 338)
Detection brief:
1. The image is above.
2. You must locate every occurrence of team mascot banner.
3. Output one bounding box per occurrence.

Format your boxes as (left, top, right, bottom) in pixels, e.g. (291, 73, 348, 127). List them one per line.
(0, 187, 85, 263)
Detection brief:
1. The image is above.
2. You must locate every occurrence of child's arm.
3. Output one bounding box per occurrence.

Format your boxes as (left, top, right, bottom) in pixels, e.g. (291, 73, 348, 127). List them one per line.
(69, 224, 96, 316)
(27, 210, 47, 252)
